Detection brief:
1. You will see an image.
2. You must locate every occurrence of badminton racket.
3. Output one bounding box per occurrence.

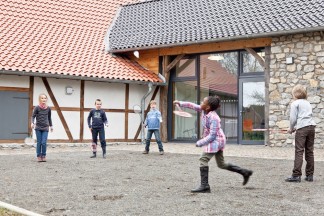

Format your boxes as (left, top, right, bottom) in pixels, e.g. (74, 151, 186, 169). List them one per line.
(173, 104, 192, 118)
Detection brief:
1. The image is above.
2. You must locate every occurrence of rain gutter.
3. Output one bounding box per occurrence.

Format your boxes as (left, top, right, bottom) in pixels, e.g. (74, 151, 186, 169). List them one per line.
(0, 70, 166, 86)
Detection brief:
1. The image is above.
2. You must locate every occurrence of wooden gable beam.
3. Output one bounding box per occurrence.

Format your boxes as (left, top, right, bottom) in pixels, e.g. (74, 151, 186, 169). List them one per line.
(163, 54, 185, 75)
(42, 77, 73, 142)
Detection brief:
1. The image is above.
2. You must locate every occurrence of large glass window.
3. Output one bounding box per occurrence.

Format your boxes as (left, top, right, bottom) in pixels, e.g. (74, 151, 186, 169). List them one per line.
(200, 52, 238, 142)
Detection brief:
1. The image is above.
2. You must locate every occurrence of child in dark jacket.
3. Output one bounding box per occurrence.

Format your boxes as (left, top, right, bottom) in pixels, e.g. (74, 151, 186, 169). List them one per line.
(87, 99, 108, 158)
(142, 100, 164, 155)
(174, 96, 253, 193)
(31, 93, 53, 162)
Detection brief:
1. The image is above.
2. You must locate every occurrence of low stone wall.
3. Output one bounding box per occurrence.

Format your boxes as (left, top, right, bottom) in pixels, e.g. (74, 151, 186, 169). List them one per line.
(269, 31, 324, 147)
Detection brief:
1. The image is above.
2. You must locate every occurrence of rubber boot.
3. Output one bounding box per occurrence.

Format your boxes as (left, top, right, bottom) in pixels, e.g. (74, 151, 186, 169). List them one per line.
(191, 166, 211, 193)
(102, 147, 106, 159)
(227, 164, 253, 185)
(90, 152, 96, 158)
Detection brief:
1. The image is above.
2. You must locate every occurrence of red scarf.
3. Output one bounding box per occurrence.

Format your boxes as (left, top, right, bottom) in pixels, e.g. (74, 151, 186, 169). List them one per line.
(39, 103, 48, 109)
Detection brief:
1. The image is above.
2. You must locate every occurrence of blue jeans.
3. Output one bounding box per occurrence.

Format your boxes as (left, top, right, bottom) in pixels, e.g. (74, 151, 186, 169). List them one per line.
(145, 129, 164, 152)
(92, 127, 106, 149)
(35, 129, 48, 157)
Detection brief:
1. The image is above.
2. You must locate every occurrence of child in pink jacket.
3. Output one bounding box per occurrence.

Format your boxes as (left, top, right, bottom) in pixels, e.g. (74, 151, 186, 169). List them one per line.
(174, 96, 253, 193)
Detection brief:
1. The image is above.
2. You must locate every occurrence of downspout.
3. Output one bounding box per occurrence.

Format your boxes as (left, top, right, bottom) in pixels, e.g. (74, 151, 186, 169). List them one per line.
(141, 82, 153, 143)
(140, 74, 167, 143)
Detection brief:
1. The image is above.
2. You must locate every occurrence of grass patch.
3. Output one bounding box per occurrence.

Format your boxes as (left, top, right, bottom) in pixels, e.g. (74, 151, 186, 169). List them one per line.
(0, 208, 23, 216)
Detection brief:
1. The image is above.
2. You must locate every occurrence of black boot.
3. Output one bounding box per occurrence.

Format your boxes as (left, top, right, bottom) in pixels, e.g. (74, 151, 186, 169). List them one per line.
(227, 164, 253, 185)
(90, 152, 96, 158)
(102, 147, 106, 159)
(191, 166, 211, 193)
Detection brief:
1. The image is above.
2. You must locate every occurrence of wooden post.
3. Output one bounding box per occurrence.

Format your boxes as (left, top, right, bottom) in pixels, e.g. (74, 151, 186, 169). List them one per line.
(28, 77, 34, 135)
(42, 77, 74, 142)
(80, 80, 85, 142)
(264, 46, 271, 146)
(125, 84, 129, 140)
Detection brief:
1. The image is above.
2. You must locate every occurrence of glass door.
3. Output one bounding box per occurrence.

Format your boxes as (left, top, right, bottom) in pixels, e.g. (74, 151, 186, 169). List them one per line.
(168, 56, 198, 141)
(239, 78, 265, 144)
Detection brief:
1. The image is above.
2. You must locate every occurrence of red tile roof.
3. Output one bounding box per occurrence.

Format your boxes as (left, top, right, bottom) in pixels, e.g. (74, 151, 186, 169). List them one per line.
(0, 0, 162, 83)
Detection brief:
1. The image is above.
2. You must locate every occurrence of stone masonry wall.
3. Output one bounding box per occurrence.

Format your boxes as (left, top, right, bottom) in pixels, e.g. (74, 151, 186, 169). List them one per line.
(269, 31, 324, 148)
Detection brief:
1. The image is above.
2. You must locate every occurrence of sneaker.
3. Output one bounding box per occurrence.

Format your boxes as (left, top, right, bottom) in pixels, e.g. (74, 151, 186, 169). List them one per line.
(285, 176, 301, 182)
(41, 156, 46, 162)
(142, 150, 149, 154)
(90, 154, 96, 158)
(305, 175, 313, 182)
(103, 154, 106, 159)
(37, 157, 42, 162)
(159, 151, 164, 155)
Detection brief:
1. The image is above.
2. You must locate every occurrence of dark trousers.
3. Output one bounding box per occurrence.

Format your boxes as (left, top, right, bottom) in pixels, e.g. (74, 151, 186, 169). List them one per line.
(292, 125, 315, 177)
(91, 127, 106, 152)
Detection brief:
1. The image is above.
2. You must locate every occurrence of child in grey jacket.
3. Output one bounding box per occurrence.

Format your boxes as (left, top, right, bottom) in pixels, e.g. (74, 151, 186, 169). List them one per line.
(285, 84, 316, 182)
(142, 100, 164, 155)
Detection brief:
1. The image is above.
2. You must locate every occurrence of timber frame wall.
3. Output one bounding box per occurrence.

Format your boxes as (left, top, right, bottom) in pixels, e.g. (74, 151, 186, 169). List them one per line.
(0, 77, 160, 143)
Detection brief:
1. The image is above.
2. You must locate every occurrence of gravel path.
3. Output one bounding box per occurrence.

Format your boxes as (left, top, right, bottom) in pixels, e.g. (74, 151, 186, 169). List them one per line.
(0, 146, 323, 216)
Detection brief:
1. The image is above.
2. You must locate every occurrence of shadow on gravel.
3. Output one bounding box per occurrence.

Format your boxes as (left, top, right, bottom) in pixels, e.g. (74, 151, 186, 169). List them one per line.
(0, 150, 323, 216)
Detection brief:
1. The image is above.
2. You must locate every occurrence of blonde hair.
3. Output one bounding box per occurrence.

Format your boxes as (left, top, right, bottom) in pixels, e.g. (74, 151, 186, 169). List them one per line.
(150, 100, 157, 105)
(38, 93, 48, 103)
(292, 84, 307, 99)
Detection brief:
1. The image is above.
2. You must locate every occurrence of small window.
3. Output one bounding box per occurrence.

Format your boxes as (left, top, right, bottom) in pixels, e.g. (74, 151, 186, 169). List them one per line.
(242, 49, 265, 73)
(175, 58, 196, 77)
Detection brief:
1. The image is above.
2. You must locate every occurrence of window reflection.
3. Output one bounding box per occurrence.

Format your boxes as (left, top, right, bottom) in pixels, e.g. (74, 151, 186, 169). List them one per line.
(172, 81, 197, 140)
(175, 58, 196, 77)
(242, 49, 265, 73)
(200, 52, 238, 142)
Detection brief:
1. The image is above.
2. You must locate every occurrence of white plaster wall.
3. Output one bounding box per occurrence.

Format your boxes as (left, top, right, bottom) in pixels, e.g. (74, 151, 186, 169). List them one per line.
(129, 84, 161, 111)
(84, 82, 125, 109)
(128, 113, 142, 139)
(0, 74, 29, 88)
(33, 77, 80, 107)
(62, 111, 80, 140)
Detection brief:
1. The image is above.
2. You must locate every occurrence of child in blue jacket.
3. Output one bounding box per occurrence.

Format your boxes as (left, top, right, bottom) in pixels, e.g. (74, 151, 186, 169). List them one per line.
(142, 100, 164, 155)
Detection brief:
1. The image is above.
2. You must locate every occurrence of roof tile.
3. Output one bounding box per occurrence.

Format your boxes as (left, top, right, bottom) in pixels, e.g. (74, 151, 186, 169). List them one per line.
(0, 0, 161, 83)
(107, 0, 324, 51)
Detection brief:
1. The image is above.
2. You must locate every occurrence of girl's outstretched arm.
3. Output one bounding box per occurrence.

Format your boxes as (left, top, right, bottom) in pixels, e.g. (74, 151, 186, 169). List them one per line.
(175, 101, 202, 112)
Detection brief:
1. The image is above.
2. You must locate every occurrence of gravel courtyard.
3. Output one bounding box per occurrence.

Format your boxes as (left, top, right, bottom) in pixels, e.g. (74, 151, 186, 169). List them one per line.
(0, 147, 323, 216)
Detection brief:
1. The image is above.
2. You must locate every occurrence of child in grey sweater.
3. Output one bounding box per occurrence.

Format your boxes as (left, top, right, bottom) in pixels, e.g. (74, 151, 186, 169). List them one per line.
(31, 93, 53, 162)
(285, 84, 316, 182)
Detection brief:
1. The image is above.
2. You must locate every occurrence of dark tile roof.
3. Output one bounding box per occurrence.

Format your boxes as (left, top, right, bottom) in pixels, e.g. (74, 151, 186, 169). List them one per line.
(0, 0, 162, 83)
(107, 0, 324, 52)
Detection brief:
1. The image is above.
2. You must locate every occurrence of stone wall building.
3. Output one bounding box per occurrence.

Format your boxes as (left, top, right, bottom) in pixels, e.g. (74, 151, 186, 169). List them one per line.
(270, 31, 324, 147)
